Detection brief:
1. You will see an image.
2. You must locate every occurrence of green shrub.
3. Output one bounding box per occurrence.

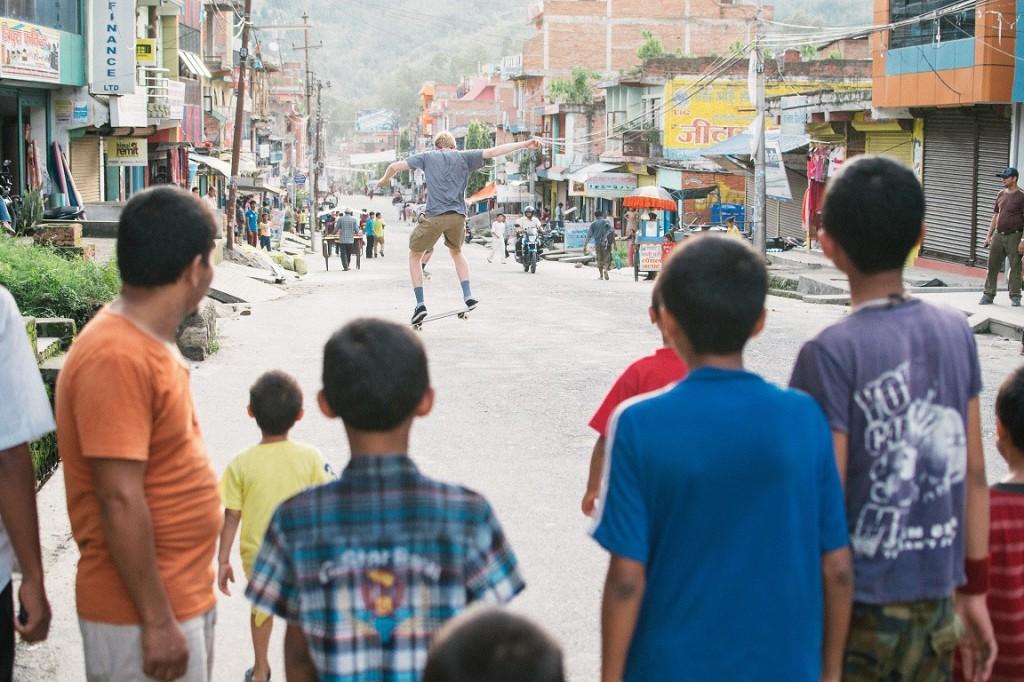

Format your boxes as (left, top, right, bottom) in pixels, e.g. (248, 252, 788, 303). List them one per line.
(0, 236, 120, 329)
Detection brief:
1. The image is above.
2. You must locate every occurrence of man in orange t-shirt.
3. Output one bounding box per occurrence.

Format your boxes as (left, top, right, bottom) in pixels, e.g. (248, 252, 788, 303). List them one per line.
(56, 186, 221, 682)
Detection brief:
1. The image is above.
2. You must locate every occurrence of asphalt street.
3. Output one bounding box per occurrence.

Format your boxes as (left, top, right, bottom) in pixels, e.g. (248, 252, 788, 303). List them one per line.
(18, 195, 1024, 681)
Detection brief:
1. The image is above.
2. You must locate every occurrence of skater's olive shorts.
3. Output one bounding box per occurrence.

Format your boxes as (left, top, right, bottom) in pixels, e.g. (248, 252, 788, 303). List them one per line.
(409, 212, 465, 253)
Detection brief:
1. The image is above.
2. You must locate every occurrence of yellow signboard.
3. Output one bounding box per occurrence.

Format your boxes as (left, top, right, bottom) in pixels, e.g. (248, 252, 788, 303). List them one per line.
(662, 77, 867, 160)
(136, 39, 156, 64)
(106, 137, 148, 167)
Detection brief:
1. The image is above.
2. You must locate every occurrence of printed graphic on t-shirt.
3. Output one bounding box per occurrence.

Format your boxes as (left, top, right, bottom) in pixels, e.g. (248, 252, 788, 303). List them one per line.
(852, 362, 966, 560)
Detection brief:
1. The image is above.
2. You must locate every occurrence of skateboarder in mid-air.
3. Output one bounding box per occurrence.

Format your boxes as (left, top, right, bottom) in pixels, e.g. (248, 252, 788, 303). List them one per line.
(377, 131, 542, 325)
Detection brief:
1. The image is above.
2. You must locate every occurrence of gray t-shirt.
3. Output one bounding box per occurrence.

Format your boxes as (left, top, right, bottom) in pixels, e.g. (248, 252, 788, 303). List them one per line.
(588, 219, 614, 249)
(337, 215, 357, 244)
(790, 298, 982, 604)
(406, 150, 485, 217)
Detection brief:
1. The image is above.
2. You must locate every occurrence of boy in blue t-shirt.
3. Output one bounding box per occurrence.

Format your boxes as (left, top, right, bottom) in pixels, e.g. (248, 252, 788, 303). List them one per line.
(591, 235, 852, 682)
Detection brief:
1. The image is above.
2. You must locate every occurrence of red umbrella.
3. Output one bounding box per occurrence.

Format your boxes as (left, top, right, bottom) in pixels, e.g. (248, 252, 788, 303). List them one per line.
(623, 185, 677, 212)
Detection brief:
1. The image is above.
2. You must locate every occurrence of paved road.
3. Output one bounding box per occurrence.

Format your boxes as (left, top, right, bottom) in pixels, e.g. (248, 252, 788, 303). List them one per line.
(19, 194, 1023, 681)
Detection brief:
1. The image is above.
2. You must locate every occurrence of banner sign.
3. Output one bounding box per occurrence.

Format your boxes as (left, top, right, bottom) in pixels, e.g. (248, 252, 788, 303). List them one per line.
(765, 139, 793, 201)
(0, 19, 61, 83)
(106, 137, 148, 166)
(564, 221, 590, 250)
(55, 100, 73, 123)
(91, 0, 136, 94)
(167, 80, 186, 120)
(586, 172, 638, 198)
(136, 39, 156, 65)
(638, 243, 663, 272)
(355, 109, 398, 133)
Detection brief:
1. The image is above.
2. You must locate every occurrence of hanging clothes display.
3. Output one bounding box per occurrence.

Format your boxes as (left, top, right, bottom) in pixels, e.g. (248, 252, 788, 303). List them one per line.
(828, 146, 847, 177)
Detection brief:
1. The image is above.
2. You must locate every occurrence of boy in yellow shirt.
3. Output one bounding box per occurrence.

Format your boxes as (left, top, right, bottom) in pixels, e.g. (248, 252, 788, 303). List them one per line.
(217, 370, 333, 682)
(373, 211, 385, 257)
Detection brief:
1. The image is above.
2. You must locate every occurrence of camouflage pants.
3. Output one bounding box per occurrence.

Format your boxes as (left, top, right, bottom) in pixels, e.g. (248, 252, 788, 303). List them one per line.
(595, 245, 612, 272)
(844, 598, 960, 682)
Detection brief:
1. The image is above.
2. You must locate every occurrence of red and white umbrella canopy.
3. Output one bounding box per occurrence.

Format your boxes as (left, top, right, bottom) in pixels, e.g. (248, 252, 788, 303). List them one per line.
(623, 185, 676, 212)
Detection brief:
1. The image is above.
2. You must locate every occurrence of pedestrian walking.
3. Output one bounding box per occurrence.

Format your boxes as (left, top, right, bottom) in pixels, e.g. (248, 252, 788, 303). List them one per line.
(235, 199, 247, 241)
(365, 212, 377, 259)
(580, 283, 687, 517)
(217, 370, 333, 682)
(56, 186, 221, 682)
(245, 319, 524, 680)
(246, 200, 259, 247)
(374, 212, 386, 257)
(0, 286, 54, 682)
(556, 202, 565, 229)
(353, 221, 365, 271)
(488, 213, 508, 264)
(953, 365, 1024, 681)
(422, 606, 565, 682)
(258, 211, 272, 251)
(583, 210, 615, 280)
(981, 167, 1024, 306)
(789, 156, 996, 681)
(376, 130, 542, 325)
(337, 208, 357, 271)
(592, 235, 852, 682)
(202, 186, 218, 214)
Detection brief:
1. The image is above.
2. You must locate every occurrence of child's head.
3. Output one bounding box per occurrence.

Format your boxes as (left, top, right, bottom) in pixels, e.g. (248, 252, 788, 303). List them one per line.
(376, 212, 382, 218)
(422, 606, 565, 682)
(657, 235, 766, 358)
(996, 366, 1024, 464)
(248, 370, 304, 437)
(821, 155, 924, 275)
(320, 319, 432, 432)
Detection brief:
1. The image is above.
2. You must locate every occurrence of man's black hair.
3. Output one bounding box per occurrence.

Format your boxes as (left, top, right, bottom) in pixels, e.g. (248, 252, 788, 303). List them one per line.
(496, 213, 505, 219)
(658, 235, 767, 355)
(997, 366, 1024, 452)
(249, 370, 303, 436)
(117, 185, 215, 287)
(422, 607, 565, 682)
(822, 155, 925, 274)
(594, 210, 604, 218)
(322, 319, 429, 431)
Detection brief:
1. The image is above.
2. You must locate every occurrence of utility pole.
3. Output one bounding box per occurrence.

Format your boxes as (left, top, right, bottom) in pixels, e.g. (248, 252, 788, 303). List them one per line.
(225, 0, 253, 251)
(290, 14, 322, 239)
(753, 0, 767, 256)
(313, 79, 323, 224)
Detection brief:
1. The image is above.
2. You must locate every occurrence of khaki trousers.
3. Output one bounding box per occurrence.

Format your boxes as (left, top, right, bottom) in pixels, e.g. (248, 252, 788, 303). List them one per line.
(984, 229, 1022, 299)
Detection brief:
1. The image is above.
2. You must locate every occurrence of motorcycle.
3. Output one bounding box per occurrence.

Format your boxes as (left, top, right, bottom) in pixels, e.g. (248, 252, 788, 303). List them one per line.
(515, 227, 541, 274)
(0, 159, 17, 234)
(43, 205, 85, 220)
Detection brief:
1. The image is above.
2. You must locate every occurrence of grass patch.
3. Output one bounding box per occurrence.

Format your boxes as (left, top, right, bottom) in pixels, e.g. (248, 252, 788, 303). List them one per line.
(0, 236, 120, 329)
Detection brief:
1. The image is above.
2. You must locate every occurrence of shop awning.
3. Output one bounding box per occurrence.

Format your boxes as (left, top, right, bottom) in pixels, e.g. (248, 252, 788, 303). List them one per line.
(466, 182, 496, 203)
(179, 51, 212, 79)
(701, 132, 809, 158)
(193, 154, 233, 177)
(536, 165, 567, 181)
(567, 162, 620, 184)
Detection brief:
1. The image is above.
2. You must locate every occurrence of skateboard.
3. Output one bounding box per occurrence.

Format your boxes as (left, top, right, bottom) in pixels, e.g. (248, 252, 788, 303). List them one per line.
(411, 307, 472, 331)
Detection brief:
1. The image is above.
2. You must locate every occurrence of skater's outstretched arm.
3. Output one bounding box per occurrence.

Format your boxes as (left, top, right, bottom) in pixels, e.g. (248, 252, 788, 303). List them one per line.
(482, 138, 541, 159)
(376, 160, 410, 189)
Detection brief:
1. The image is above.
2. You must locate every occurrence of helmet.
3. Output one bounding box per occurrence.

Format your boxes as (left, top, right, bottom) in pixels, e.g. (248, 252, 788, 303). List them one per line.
(524, 205, 535, 214)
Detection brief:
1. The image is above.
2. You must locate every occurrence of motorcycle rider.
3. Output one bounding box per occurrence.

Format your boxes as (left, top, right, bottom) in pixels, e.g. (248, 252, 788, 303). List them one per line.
(514, 206, 543, 261)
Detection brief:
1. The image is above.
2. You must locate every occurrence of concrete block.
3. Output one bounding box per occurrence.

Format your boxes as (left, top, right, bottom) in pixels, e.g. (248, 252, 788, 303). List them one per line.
(293, 256, 309, 275)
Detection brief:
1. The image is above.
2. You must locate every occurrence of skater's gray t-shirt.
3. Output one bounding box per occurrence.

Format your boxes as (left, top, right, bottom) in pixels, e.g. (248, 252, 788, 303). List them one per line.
(789, 298, 981, 604)
(406, 150, 485, 217)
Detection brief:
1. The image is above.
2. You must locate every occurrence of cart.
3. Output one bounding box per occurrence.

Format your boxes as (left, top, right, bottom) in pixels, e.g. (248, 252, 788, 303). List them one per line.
(624, 186, 678, 281)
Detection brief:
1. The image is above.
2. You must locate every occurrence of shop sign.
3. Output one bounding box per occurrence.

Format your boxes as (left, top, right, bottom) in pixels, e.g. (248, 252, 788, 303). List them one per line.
(136, 39, 156, 65)
(638, 243, 663, 272)
(106, 137, 148, 167)
(0, 19, 61, 84)
(765, 139, 792, 201)
(110, 93, 148, 127)
(564, 222, 589, 250)
(167, 80, 186, 120)
(73, 104, 90, 123)
(496, 184, 533, 204)
(586, 172, 638, 197)
(55, 100, 73, 123)
(91, 0, 137, 94)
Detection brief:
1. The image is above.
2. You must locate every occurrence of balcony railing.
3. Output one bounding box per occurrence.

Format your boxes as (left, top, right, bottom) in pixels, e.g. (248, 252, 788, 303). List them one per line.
(140, 66, 171, 119)
(622, 130, 651, 158)
(501, 54, 523, 80)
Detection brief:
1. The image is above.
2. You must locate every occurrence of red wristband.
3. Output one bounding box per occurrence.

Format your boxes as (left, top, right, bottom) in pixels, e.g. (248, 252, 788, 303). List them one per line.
(958, 557, 990, 595)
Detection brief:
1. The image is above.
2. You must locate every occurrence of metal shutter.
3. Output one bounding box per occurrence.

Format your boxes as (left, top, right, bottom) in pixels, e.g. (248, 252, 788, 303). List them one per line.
(866, 131, 913, 169)
(921, 110, 977, 264)
(70, 137, 102, 204)
(974, 109, 1012, 266)
(777, 169, 808, 241)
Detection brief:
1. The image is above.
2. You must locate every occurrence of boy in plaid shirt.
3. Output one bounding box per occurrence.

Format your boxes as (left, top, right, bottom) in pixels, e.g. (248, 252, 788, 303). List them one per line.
(246, 319, 524, 681)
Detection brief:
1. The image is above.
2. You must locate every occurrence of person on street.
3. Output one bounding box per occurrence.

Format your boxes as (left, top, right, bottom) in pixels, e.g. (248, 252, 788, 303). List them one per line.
(583, 210, 615, 280)
(0, 286, 54, 682)
(790, 156, 996, 681)
(217, 370, 332, 682)
(245, 319, 524, 681)
(592, 236, 852, 682)
(488, 213, 508, 264)
(258, 211, 272, 251)
(556, 202, 565, 229)
(374, 212, 386, 257)
(581, 284, 687, 517)
(337, 209, 357, 271)
(375, 131, 542, 325)
(202, 187, 218, 214)
(246, 201, 259, 247)
(365, 213, 376, 259)
(56, 186, 222, 682)
(353, 219, 365, 271)
(981, 167, 1024, 306)
(515, 206, 543, 262)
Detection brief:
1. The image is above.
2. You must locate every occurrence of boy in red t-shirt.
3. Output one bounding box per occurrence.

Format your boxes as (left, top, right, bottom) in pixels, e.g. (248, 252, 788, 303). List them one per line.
(581, 284, 688, 516)
(957, 365, 1024, 681)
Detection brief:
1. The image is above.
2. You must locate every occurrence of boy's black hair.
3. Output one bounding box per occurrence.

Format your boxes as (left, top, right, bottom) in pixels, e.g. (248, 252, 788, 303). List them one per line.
(117, 186, 215, 287)
(822, 155, 925, 274)
(658, 235, 766, 355)
(594, 210, 604, 218)
(997, 366, 1024, 452)
(375, 212, 382, 217)
(496, 213, 505, 219)
(322, 319, 429, 431)
(422, 607, 565, 682)
(249, 370, 304, 436)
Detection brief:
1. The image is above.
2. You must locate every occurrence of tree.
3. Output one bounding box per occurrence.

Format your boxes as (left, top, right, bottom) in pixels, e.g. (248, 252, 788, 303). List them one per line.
(637, 31, 667, 61)
(397, 128, 414, 185)
(464, 120, 492, 197)
(548, 67, 600, 106)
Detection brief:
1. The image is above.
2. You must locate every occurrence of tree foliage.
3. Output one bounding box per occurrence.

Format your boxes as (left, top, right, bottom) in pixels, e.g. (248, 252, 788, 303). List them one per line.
(548, 67, 600, 105)
(464, 121, 492, 197)
(637, 31, 667, 61)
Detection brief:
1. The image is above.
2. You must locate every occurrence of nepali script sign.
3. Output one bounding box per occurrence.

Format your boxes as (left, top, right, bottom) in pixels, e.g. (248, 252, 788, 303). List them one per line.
(91, 0, 136, 94)
(0, 19, 60, 83)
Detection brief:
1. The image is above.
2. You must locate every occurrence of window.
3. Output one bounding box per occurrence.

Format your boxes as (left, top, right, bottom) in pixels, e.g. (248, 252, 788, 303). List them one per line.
(1, 0, 80, 33)
(890, 0, 974, 49)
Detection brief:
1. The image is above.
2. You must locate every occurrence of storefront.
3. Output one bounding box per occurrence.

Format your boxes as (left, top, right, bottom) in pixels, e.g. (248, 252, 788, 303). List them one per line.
(920, 107, 1011, 266)
(0, 86, 50, 194)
